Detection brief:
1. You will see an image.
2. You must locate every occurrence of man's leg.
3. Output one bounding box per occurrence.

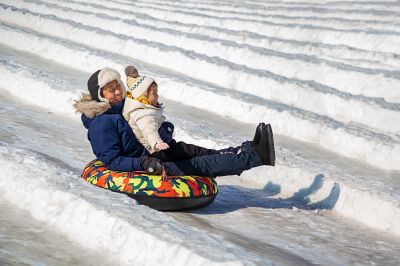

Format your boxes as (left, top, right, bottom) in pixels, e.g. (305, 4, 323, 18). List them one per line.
(163, 141, 263, 177)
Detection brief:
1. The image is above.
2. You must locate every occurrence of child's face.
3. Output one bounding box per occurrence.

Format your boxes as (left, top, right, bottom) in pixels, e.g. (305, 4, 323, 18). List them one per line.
(147, 83, 159, 106)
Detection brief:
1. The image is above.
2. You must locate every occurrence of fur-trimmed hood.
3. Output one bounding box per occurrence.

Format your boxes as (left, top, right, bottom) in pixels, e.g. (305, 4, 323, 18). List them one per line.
(74, 94, 111, 119)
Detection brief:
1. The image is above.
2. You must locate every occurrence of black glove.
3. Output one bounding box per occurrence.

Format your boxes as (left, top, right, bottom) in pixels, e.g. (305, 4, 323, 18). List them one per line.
(140, 156, 162, 175)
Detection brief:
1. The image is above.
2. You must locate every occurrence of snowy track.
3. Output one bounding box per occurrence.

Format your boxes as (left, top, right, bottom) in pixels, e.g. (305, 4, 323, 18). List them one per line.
(1, 49, 400, 265)
(1, 0, 400, 265)
(1, 17, 400, 170)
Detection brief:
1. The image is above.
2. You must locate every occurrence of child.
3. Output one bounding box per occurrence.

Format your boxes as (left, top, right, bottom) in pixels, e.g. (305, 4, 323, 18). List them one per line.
(122, 65, 218, 162)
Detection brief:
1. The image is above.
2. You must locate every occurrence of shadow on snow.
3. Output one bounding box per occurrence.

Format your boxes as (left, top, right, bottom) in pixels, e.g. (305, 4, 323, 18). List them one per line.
(191, 174, 340, 214)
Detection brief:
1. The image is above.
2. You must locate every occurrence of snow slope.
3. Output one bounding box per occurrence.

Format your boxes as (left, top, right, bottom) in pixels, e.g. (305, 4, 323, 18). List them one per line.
(1, 0, 400, 265)
(2, 1, 400, 171)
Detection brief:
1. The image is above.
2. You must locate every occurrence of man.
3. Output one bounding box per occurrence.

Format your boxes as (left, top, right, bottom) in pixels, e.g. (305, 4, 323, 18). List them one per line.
(75, 68, 275, 178)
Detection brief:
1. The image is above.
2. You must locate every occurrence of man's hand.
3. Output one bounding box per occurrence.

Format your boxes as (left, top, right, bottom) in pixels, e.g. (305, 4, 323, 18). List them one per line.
(155, 142, 170, 151)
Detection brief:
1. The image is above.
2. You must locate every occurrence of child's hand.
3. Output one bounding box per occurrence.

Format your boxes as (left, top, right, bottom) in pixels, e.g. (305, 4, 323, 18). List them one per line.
(156, 142, 170, 151)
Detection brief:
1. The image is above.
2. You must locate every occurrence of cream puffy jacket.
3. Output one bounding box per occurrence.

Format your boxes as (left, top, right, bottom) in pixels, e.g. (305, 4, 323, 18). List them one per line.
(122, 97, 166, 153)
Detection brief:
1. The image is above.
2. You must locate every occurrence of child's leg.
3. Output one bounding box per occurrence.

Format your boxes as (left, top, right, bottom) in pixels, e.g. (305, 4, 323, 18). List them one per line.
(170, 141, 219, 160)
(151, 140, 219, 162)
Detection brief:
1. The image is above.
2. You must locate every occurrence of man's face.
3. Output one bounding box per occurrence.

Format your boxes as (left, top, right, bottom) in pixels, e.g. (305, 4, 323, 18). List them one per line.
(101, 80, 123, 104)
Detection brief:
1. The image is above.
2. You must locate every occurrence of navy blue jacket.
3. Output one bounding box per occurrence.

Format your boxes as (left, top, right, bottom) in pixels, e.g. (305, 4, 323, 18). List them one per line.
(82, 100, 173, 171)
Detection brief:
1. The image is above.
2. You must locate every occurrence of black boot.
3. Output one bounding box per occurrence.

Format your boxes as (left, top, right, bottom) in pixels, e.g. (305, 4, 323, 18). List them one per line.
(252, 122, 265, 145)
(252, 124, 275, 166)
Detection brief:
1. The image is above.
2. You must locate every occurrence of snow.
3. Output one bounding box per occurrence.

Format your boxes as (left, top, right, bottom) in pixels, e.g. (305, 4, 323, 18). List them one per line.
(0, 1, 400, 170)
(0, 144, 259, 265)
(0, 0, 400, 265)
(0, 201, 111, 266)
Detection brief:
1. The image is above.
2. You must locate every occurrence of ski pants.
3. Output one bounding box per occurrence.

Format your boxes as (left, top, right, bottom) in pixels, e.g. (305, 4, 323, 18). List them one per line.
(151, 140, 219, 162)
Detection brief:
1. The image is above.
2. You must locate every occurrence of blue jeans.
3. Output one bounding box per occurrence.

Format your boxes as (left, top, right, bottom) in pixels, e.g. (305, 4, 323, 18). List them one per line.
(163, 141, 263, 178)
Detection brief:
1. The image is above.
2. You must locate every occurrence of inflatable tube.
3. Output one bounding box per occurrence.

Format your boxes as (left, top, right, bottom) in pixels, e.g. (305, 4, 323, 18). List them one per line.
(81, 160, 218, 211)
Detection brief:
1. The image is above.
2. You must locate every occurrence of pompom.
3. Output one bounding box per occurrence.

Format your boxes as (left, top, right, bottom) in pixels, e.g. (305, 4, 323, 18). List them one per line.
(125, 65, 139, 78)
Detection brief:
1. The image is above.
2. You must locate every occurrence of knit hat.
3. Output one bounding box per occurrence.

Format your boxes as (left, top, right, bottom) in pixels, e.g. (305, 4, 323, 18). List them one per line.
(87, 68, 124, 102)
(124, 65, 155, 98)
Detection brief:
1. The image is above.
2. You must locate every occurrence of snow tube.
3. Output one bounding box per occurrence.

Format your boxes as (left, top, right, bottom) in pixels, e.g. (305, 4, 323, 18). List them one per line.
(81, 160, 218, 211)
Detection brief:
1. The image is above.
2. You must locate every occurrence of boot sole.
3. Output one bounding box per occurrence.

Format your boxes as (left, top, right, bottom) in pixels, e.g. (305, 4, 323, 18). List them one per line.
(253, 122, 265, 145)
(265, 124, 276, 166)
